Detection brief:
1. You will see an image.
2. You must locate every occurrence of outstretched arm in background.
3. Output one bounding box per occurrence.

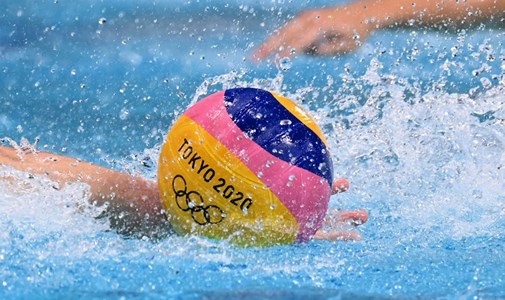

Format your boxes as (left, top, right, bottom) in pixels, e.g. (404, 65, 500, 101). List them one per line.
(254, 0, 505, 60)
(0, 145, 367, 241)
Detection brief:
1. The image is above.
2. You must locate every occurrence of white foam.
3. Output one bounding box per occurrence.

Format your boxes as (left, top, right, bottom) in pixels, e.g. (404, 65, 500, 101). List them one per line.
(175, 67, 505, 241)
(321, 71, 505, 240)
(0, 166, 110, 252)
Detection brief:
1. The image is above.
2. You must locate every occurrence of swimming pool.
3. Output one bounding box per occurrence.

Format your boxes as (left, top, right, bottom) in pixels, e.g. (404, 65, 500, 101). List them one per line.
(1, 0, 504, 298)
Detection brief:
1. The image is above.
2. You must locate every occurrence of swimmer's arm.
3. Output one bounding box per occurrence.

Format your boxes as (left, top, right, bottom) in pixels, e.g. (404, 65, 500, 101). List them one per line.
(1, 145, 367, 241)
(369, 0, 505, 29)
(254, 0, 505, 59)
(0, 146, 165, 231)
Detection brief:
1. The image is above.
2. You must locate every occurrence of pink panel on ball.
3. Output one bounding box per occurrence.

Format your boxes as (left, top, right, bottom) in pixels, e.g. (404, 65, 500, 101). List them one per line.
(184, 91, 331, 241)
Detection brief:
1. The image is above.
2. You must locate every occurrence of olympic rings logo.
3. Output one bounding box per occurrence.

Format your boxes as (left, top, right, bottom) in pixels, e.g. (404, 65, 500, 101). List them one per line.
(172, 174, 225, 225)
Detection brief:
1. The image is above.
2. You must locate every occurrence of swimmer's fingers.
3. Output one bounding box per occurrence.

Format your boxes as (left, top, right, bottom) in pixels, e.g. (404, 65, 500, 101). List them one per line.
(253, 24, 291, 61)
(253, 10, 328, 61)
(332, 178, 350, 194)
(317, 210, 367, 242)
(309, 33, 363, 56)
(335, 209, 369, 226)
(325, 209, 369, 227)
(313, 229, 362, 241)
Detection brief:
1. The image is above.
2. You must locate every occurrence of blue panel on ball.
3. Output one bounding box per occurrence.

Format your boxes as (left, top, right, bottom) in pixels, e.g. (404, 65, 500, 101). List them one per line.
(224, 88, 333, 185)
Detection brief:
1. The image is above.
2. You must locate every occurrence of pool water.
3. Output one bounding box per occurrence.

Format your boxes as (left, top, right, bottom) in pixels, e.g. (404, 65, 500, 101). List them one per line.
(1, 0, 505, 298)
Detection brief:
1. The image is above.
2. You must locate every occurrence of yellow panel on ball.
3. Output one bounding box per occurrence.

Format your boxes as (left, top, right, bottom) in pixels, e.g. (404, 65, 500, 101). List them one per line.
(158, 115, 299, 246)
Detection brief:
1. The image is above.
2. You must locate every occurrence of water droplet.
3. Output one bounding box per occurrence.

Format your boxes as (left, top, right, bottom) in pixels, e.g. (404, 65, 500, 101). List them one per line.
(480, 77, 492, 89)
(279, 119, 292, 126)
(98, 17, 107, 25)
(119, 108, 129, 120)
(279, 57, 292, 71)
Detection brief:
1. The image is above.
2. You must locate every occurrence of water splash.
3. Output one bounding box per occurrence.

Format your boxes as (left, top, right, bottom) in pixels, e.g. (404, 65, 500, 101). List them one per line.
(0, 166, 110, 249)
(181, 63, 505, 243)
(318, 68, 505, 241)
(189, 68, 288, 106)
(2, 26, 505, 295)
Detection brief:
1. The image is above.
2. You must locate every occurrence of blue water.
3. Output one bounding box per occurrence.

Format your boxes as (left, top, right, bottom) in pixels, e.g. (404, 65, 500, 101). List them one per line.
(1, 0, 505, 298)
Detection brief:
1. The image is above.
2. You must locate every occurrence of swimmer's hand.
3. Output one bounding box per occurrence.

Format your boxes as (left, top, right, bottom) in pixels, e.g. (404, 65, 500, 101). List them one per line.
(253, 4, 374, 60)
(313, 178, 368, 241)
